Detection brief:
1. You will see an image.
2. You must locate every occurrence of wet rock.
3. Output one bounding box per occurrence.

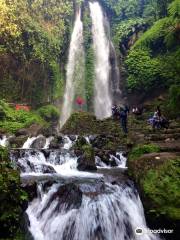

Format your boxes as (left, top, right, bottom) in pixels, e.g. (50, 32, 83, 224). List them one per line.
(15, 128, 29, 137)
(57, 133, 64, 142)
(9, 135, 28, 148)
(22, 213, 34, 240)
(41, 164, 56, 174)
(31, 136, 46, 149)
(40, 184, 82, 216)
(49, 137, 63, 149)
(41, 149, 50, 158)
(22, 182, 37, 202)
(77, 144, 97, 171)
(69, 135, 77, 141)
(28, 123, 43, 137)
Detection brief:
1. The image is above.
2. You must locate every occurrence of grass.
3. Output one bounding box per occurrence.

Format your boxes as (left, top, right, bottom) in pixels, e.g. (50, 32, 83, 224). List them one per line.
(142, 158, 180, 220)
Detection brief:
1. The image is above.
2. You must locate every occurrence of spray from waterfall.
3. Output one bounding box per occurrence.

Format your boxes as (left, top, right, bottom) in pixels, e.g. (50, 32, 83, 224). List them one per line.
(89, 1, 112, 119)
(60, 8, 84, 128)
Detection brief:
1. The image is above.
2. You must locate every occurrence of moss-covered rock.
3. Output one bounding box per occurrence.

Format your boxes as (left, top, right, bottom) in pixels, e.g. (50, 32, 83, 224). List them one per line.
(128, 143, 180, 235)
(0, 147, 28, 239)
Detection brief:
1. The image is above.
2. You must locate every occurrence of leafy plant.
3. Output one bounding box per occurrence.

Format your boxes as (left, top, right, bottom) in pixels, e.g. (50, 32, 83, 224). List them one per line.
(37, 104, 60, 121)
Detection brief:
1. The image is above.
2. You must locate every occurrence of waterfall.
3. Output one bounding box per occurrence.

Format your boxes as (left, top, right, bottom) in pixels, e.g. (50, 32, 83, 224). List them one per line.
(89, 1, 112, 119)
(10, 136, 161, 240)
(60, 9, 85, 128)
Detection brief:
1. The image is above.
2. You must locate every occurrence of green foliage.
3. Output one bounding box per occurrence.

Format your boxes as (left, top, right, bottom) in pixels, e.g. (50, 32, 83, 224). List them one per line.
(167, 84, 180, 117)
(113, 18, 146, 46)
(83, 8, 94, 109)
(168, 0, 180, 19)
(50, 61, 64, 99)
(125, 49, 160, 91)
(0, 147, 28, 239)
(125, 1, 180, 92)
(143, 158, 180, 219)
(37, 104, 60, 121)
(100, 0, 140, 19)
(129, 144, 160, 160)
(0, 100, 45, 133)
(0, 0, 73, 105)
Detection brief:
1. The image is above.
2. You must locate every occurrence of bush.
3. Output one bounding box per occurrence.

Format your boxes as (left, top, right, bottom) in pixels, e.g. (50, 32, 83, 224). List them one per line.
(143, 158, 180, 219)
(0, 147, 28, 239)
(129, 144, 160, 160)
(37, 105, 60, 121)
(0, 100, 45, 133)
(167, 84, 180, 118)
(125, 49, 160, 91)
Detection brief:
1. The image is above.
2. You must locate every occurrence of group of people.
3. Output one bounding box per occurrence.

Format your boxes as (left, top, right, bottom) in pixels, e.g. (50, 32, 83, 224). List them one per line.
(112, 104, 169, 134)
(149, 106, 169, 129)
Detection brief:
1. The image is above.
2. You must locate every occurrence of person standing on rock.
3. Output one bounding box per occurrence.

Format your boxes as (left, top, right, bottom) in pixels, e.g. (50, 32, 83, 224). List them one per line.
(119, 107, 128, 134)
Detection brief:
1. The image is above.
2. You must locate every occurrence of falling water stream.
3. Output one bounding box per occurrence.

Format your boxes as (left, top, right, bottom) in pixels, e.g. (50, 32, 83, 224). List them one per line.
(89, 1, 112, 119)
(9, 135, 161, 240)
(60, 8, 84, 128)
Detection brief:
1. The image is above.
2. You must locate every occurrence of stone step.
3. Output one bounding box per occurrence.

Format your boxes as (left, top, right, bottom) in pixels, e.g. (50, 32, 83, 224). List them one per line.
(144, 133, 180, 141)
(155, 141, 180, 152)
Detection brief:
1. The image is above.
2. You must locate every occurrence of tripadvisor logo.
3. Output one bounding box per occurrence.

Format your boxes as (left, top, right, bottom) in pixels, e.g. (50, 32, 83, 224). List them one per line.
(135, 227, 143, 235)
(135, 227, 174, 235)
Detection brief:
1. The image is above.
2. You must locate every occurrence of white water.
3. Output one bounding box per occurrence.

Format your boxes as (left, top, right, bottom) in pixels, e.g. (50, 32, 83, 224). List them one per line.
(43, 136, 54, 149)
(0, 135, 8, 147)
(10, 136, 160, 240)
(22, 136, 37, 149)
(89, 1, 112, 119)
(60, 9, 85, 128)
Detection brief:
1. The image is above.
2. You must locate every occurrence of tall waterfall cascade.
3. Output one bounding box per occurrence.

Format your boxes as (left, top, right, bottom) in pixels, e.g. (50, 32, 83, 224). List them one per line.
(89, 1, 112, 119)
(60, 9, 84, 128)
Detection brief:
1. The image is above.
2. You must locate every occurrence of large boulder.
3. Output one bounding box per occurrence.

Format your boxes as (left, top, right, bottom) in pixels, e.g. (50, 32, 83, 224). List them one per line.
(128, 147, 180, 239)
(77, 144, 97, 171)
(9, 135, 28, 148)
(49, 136, 63, 149)
(39, 184, 82, 216)
(31, 136, 46, 149)
(15, 128, 29, 137)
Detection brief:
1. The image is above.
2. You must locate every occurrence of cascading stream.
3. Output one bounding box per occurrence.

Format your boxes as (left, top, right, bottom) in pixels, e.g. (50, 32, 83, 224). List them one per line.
(10, 136, 161, 240)
(89, 1, 112, 119)
(60, 8, 85, 128)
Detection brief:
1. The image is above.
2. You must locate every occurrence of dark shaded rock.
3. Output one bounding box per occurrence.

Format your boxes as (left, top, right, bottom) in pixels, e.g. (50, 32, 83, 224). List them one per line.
(31, 136, 46, 149)
(22, 182, 37, 202)
(77, 144, 97, 171)
(41, 149, 50, 158)
(40, 184, 82, 216)
(9, 135, 28, 148)
(22, 212, 34, 240)
(49, 137, 63, 149)
(69, 135, 77, 141)
(57, 133, 64, 142)
(15, 128, 29, 137)
(29, 123, 43, 137)
(41, 164, 56, 174)
(89, 135, 97, 144)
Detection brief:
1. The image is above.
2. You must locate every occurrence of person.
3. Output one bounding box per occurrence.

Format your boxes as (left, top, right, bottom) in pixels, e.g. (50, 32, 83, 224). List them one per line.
(119, 107, 128, 134)
(152, 106, 163, 129)
(112, 104, 119, 120)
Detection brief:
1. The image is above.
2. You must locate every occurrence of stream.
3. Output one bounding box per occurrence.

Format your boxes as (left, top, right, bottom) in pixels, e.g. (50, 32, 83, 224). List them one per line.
(8, 135, 161, 240)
